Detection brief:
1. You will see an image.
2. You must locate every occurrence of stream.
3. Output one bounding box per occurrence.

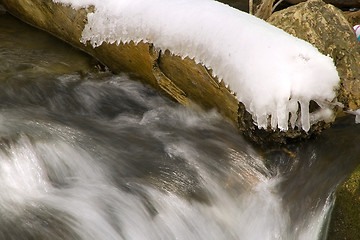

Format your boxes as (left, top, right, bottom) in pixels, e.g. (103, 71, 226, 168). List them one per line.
(1, 10, 360, 240)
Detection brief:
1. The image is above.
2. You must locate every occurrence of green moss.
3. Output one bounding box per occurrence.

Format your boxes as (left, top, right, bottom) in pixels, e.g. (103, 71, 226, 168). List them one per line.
(328, 165, 360, 240)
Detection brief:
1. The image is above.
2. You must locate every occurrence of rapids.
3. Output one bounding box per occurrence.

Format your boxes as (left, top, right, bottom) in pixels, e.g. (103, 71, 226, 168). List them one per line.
(0, 10, 359, 240)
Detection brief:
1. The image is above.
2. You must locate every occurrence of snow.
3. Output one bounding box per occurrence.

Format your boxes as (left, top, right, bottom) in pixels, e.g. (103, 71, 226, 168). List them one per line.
(53, 0, 340, 132)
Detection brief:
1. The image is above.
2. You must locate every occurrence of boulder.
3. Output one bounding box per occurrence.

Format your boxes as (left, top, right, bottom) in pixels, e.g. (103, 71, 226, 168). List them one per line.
(0, 0, 351, 145)
(345, 9, 360, 26)
(284, 0, 360, 9)
(268, 0, 360, 111)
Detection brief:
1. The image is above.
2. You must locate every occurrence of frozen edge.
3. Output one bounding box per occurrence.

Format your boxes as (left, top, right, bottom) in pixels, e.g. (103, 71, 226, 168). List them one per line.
(54, 0, 340, 132)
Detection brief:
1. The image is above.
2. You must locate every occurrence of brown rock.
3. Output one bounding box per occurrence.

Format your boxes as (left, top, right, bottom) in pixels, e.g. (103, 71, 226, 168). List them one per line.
(268, 0, 360, 111)
(285, 0, 360, 9)
(345, 9, 360, 26)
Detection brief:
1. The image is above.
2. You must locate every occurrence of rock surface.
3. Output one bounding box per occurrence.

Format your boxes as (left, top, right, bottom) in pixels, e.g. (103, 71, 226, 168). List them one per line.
(327, 164, 360, 240)
(345, 9, 360, 26)
(285, 0, 360, 9)
(0, 0, 355, 145)
(268, 0, 360, 111)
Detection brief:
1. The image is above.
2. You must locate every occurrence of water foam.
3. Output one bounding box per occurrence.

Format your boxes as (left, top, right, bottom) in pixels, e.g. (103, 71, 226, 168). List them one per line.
(0, 73, 337, 239)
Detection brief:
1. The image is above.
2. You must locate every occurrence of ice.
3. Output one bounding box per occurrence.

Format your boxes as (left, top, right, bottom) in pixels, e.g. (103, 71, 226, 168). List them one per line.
(53, 0, 340, 132)
(346, 109, 360, 124)
(300, 100, 310, 132)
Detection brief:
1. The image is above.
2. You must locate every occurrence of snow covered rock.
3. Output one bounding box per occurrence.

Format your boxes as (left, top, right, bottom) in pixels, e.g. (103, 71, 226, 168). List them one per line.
(0, 0, 344, 144)
(268, 0, 360, 111)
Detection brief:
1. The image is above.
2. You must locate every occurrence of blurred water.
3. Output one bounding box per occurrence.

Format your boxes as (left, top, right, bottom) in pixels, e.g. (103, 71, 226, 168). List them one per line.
(0, 11, 360, 240)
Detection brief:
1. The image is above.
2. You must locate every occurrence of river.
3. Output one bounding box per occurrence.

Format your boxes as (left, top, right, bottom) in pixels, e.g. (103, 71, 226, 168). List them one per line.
(0, 10, 359, 240)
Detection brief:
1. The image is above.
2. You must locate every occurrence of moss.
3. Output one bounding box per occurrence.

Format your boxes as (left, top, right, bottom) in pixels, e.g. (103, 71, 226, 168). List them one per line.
(328, 164, 360, 240)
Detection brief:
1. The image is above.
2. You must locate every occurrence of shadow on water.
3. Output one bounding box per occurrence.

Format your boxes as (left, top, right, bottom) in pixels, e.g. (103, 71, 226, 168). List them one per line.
(1, 9, 360, 240)
(0, 11, 97, 80)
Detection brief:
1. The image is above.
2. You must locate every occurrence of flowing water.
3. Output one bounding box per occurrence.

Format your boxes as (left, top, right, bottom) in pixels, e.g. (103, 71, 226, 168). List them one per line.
(1, 10, 360, 240)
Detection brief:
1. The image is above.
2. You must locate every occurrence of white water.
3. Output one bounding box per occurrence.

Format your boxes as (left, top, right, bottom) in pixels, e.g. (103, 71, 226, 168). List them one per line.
(0, 73, 337, 240)
(0, 10, 355, 240)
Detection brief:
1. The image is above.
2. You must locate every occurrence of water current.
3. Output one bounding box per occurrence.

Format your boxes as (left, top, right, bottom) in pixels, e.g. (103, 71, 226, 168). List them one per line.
(1, 10, 360, 240)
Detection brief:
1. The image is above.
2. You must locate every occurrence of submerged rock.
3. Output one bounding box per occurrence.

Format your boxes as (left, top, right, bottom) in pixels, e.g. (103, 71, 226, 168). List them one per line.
(0, 0, 351, 145)
(268, 0, 360, 111)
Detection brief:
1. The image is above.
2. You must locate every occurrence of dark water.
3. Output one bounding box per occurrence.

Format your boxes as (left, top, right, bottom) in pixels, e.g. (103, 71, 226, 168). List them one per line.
(1, 11, 360, 240)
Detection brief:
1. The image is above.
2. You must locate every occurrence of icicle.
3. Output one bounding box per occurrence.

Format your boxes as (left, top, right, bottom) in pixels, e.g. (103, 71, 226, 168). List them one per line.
(256, 113, 267, 129)
(300, 100, 310, 132)
(270, 111, 277, 130)
(345, 109, 360, 124)
(356, 115, 360, 124)
(277, 102, 288, 131)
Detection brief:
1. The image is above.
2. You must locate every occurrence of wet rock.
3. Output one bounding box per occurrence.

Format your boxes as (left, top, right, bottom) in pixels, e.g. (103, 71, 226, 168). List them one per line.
(327, 164, 360, 240)
(268, 0, 360, 111)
